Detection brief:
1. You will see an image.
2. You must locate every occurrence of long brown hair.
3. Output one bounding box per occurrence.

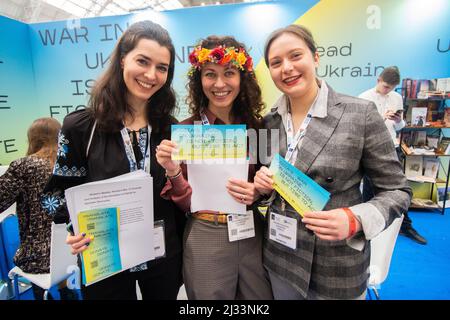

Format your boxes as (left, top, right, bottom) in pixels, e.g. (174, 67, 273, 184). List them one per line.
(26, 117, 61, 166)
(186, 36, 264, 129)
(89, 20, 177, 133)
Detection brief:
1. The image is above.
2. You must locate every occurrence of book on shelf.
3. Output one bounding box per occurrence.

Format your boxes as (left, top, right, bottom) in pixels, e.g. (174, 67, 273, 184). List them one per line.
(411, 198, 439, 208)
(423, 158, 439, 180)
(407, 176, 436, 183)
(401, 78, 412, 99)
(411, 79, 418, 100)
(427, 135, 439, 149)
(403, 79, 431, 99)
(405, 156, 423, 177)
(417, 79, 430, 94)
(403, 77, 450, 99)
(411, 147, 435, 155)
(412, 130, 427, 146)
(444, 108, 450, 126)
(426, 100, 442, 122)
(437, 137, 450, 155)
(401, 144, 435, 155)
(436, 77, 450, 93)
(401, 131, 412, 146)
(436, 182, 450, 208)
(416, 91, 449, 99)
(411, 107, 427, 126)
(401, 142, 412, 155)
(409, 180, 434, 199)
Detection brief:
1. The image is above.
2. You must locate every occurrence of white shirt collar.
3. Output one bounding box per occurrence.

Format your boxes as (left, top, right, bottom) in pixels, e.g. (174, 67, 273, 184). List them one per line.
(276, 79, 328, 118)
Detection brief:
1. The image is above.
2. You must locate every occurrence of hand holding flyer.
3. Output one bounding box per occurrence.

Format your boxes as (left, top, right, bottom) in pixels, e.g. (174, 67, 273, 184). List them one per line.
(65, 171, 155, 285)
(269, 154, 330, 217)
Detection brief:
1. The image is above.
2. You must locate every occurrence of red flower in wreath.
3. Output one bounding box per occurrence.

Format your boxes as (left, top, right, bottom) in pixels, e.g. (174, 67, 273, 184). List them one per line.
(244, 55, 253, 72)
(188, 51, 198, 66)
(210, 47, 225, 63)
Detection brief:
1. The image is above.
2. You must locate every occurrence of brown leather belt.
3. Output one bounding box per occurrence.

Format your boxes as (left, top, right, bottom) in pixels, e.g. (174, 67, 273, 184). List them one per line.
(192, 212, 228, 224)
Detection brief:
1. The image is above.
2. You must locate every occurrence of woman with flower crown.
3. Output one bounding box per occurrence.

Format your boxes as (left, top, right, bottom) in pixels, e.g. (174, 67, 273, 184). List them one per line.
(156, 35, 272, 300)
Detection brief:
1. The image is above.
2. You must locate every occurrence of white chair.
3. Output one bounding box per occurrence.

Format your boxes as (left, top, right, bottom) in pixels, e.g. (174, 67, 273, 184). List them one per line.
(8, 223, 78, 300)
(367, 215, 404, 300)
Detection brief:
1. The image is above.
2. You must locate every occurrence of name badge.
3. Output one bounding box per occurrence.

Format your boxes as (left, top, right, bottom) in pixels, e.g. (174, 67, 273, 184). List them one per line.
(227, 212, 255, 242)
(269, 212, 297, 249)
(154, 220, 166, 259)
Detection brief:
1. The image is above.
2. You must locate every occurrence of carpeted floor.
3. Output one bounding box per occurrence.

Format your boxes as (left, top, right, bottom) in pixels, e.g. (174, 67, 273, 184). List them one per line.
(374, 209, 450, 300)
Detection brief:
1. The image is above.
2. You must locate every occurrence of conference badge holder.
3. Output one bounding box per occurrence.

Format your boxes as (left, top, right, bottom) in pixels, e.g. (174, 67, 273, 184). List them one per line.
(227, 210, 255, 242)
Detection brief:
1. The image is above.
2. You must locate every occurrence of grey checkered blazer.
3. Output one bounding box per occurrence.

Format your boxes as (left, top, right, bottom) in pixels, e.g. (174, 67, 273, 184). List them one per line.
(261, 85, 412, 299)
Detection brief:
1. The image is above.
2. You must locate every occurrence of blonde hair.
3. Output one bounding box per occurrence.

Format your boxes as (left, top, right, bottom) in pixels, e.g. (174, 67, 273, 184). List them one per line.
(26, 117, 61, 166)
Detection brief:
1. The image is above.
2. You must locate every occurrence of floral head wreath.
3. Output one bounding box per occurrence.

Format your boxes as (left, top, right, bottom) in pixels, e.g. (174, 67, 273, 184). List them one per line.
(188, 45, 254, 76)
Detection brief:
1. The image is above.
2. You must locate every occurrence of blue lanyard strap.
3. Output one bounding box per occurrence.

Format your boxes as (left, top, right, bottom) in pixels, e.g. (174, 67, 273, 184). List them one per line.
(120, 124, 152, 174)
(284, 112, 312, 163)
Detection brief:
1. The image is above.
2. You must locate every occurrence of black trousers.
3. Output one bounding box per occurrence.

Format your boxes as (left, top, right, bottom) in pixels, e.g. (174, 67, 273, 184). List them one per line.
(362, 146, 412, 229)
(32, 284, 52, 300)
(80, 253, 182, 300)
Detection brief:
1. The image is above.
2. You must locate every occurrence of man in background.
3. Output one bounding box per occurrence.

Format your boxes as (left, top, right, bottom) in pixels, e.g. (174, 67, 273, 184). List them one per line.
(359, 66, 427, 245)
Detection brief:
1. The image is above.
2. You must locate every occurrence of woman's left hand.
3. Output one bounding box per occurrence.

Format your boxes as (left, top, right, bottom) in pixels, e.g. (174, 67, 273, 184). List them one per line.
(302, 208, 361, 241)
(226, 178, 260, 205)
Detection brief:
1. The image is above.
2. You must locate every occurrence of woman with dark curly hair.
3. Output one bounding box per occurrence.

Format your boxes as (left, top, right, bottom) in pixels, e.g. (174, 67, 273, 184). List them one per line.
(42, 20, 185, 300)
(156, 35, 272, 300)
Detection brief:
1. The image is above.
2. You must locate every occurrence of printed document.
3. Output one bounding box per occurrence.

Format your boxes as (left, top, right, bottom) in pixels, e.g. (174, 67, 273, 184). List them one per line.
(65, 170, 154, 285)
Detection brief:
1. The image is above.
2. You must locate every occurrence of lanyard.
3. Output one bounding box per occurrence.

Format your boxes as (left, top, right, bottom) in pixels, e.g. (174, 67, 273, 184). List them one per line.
(284, 112, 312, 163)
(200, 112, 211, 126)
(120, 125, 152, 174)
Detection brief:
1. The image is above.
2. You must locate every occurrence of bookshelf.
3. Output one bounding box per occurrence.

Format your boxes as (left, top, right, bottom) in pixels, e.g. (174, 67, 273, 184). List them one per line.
(399, 95, 450, 214)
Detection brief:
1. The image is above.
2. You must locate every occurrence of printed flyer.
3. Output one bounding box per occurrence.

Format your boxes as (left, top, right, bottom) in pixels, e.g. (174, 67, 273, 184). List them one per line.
(78, 207, 122, 285)
(270, 153, 330, 216)
(171, 124, 247, 160)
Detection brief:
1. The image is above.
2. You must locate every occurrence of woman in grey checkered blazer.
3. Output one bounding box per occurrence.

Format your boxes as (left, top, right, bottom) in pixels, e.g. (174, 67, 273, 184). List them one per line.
(254, 25, 412, 300)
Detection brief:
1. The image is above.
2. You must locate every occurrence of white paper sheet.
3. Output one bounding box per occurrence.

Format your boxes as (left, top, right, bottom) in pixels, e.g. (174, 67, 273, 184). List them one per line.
(65, 170, 154, 271)
(188, 160, 248, 215)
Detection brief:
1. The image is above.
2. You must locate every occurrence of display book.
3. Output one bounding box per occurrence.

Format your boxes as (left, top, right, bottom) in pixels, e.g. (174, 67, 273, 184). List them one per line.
(399, 80, 450, 212)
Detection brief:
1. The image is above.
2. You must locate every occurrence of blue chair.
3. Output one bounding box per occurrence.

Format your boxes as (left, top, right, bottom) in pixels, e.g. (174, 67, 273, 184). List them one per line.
(0, 224, 10, 299)
(9, 223, 78, 300)
(0, 213, 31, 299)
(0, 214, 20, 271)
(0, 224, 8, 281)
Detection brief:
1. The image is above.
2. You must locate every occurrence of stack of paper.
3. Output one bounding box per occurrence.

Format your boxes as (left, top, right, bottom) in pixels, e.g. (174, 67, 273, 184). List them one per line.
(65, 170, 154, 285)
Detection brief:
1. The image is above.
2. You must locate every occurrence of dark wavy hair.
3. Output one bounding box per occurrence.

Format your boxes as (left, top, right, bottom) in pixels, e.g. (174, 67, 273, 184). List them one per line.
(186, 36, 264, 129)
(27, 117, 61, 167)
(89, 20, 177, 133)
